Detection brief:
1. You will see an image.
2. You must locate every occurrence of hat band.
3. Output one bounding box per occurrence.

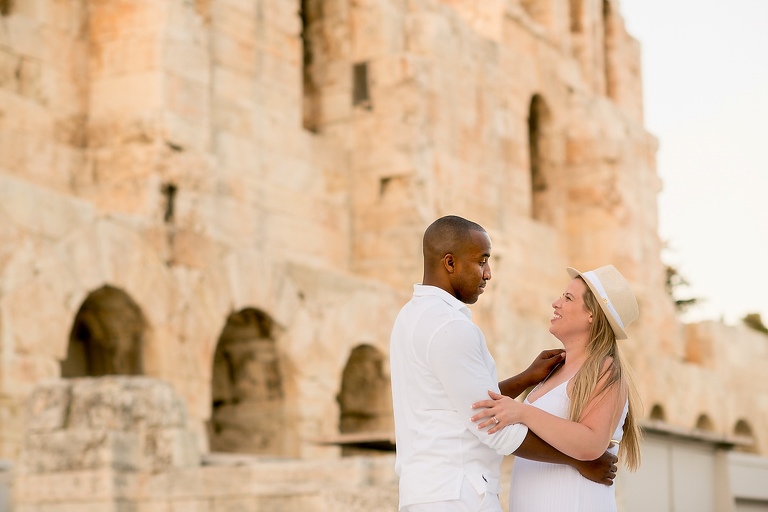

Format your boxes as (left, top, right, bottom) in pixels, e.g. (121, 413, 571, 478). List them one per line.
(582, 270, 625, 330)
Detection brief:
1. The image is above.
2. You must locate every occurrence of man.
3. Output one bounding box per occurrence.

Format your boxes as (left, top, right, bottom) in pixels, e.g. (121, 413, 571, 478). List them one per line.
(390, 215, 617, 511)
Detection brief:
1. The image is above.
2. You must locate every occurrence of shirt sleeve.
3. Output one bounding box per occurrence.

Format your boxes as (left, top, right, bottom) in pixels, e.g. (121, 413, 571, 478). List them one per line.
(427, 318, 528, 455)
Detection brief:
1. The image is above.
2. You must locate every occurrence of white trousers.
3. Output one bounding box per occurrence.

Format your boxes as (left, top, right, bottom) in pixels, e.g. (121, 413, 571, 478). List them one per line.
(401, 477, 502, 512)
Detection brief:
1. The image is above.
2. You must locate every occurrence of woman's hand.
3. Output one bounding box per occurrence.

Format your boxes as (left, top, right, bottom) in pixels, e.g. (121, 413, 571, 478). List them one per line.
(471, 390, 527, 434)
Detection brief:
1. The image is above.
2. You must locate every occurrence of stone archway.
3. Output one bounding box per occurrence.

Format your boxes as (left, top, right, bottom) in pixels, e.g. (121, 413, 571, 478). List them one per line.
(337, 344, 393, 436)
(208, 308, 288, 456)
(649, 403, 666, 421)
(733, 419, 758, 454)
(695, 414, 714, 432)
(61, 285, 146, 377)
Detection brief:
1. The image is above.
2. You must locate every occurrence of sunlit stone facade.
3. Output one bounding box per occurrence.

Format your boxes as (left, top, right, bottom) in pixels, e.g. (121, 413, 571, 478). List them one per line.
(0, 0, 765, 510)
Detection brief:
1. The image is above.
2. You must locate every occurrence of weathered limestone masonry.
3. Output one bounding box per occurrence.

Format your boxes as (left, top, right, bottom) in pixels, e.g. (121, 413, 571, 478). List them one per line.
(14, 377, 398, 511)
(0, 0, 766, 509)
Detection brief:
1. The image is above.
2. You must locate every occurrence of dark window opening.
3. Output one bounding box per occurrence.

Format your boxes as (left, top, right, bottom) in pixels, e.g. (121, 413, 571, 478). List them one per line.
(301, 0, 321, 132)
(603, 0, 616, 99)
(569, 0, 582, 32)
(353, 62, 371, 109)
(528, 94, 552, 223)
(161, 182, 178, 224)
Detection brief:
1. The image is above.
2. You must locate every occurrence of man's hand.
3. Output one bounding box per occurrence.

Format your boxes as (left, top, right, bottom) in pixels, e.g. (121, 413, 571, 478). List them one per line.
(522, 349, 565, 385)
(574, 449, 618, 486)
(498, 349, 565, 398)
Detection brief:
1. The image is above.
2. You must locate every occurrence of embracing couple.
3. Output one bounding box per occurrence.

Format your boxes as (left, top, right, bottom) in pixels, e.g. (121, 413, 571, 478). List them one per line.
(390, 215, 642, 512)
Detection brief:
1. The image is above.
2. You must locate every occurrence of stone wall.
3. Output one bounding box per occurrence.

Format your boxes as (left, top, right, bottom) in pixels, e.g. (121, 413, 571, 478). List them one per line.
(1, 0, 767, 510)
(13, 377, 397, 511)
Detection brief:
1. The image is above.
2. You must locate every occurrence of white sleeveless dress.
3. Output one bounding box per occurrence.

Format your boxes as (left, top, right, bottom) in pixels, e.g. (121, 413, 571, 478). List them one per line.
(508, 380, 627, 512)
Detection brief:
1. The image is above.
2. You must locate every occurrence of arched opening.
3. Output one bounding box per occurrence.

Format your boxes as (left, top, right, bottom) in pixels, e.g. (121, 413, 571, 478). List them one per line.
(528, 94, 555, 223)
(337, 344, 393, 454)
(733, 419, 758, 454)
(695, 414, 714, 432)
(649, 404, 666, 421)
(209, 308, 288, 456)
(61, 286, 146, 377)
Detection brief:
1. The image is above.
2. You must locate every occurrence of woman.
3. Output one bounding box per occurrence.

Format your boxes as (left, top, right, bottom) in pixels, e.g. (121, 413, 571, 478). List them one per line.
(471, 265, 642, 511)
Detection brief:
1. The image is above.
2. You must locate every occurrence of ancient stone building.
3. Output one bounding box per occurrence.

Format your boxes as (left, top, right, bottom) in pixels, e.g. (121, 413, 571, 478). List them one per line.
(0, 0, 766, 510)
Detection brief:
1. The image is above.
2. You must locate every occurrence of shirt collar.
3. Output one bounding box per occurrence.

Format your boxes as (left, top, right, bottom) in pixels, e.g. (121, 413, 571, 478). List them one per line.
(413, 284, 472, 319)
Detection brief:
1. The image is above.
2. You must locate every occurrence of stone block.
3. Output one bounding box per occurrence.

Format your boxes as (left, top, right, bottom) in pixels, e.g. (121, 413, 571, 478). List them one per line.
(169, 499, 213, 512)
(6, 278, 72, 359)
(35, 502, 120, 512)
(20, 378, 201, 477)
(144, 428, 201, 472)
(22, 430, 141, 473)
(163, 39, 209, 87)
(210, 67, 253, 110)
(90, 72, 164, 117)
(165, 73, 210, 122)
(67, 378, 187, 431)
(90, 35, 162, 79)
(259, 51, 300, 95)
(88, 0, 167, 40)
(211, 2, 257, 46)
(0, 168, 94, 239)
(6, 15, 45, 60)
(161, 466, 253, 499)
(211, 496, 259, 512)
(134, 502, 172, 512)
(316, 88, 351, 125)
(259, 24, 300, 64)
(1, 355, 59, 397)
(210, 31, 255, 76)
(261, 0, 301, 35)
(253, 494, 325, 512)
(14, 470, 118, 504)
(25, 380, 72, 432)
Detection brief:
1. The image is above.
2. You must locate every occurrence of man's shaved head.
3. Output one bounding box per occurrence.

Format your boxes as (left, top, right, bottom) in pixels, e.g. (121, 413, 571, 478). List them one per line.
(423, 215, 486, 265)
(421, 215, 491, 304)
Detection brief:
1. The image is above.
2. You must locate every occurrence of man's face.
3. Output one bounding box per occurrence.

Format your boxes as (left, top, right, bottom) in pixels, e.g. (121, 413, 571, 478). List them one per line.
(450, 229, 492, 304)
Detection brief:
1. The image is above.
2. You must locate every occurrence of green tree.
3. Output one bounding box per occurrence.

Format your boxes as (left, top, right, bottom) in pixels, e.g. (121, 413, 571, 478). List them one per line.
(665, 265, 700, 313)
(742, 313, 768, 334)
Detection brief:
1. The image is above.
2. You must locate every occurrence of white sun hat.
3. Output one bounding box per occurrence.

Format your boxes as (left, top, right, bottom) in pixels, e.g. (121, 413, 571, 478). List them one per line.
(566, 265, 639, 340)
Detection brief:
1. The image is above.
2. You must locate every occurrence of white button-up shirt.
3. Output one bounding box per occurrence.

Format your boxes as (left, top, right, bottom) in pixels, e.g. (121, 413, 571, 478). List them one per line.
(390, 284, 528, 508)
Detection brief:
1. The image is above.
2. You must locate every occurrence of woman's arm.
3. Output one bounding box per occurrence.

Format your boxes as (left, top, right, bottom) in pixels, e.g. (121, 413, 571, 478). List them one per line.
(472, 372, 625, 461)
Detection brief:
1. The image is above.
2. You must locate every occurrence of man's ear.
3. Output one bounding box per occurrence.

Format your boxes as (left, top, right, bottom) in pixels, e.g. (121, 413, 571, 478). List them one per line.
(443, 254, 455, 273)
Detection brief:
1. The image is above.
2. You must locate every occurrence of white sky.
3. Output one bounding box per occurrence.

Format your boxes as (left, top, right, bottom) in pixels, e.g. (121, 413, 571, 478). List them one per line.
(618, 0, 768, 325)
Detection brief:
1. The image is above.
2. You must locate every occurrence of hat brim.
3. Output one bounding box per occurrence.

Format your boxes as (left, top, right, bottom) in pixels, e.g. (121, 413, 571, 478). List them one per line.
(567, 267, 628, 340)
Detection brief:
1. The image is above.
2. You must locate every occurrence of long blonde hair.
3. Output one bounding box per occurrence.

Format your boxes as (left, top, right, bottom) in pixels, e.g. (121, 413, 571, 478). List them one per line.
(568, 277, 642, 470)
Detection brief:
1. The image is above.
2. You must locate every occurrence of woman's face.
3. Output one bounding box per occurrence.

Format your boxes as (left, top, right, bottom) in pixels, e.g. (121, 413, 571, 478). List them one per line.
(549, 277, 593, 343)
